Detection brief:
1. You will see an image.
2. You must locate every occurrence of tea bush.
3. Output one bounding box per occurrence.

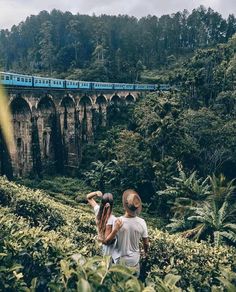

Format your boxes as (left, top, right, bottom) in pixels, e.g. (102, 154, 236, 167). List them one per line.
(0, 207, 77, 289)
(15, 199, 66, 230)
(147, 229, 236, 291)
(0, 176, 235, 291)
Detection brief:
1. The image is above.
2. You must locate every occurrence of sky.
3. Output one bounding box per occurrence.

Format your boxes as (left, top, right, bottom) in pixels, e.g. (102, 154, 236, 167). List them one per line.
(0, 0, 235, 29)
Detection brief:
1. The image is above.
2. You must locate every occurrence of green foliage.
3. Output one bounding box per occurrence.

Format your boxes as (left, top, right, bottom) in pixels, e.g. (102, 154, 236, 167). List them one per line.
(147, 274, 182, 292)
(17, 176, 91, 203)
(216, 268, 236, 291)
(50, 256, 147, 291)
(0, 207, 77, 289)
(161, 168, 236, 246)
(186, 175, 236, 246)
(160, 162, 210, 223)
(0, 176, 235, 291)
(147, 229, 236, 291)
(84, 160, 118, 192)
(1, 7, 235, 79)
(15, 198, 65, 230)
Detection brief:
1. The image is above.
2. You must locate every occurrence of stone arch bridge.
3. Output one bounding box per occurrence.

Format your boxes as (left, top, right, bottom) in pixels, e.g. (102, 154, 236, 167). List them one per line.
(0, 87, 141, 177)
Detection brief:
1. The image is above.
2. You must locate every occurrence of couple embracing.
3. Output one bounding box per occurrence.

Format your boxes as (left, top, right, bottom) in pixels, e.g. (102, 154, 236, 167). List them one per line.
(87, 189, 149, 276)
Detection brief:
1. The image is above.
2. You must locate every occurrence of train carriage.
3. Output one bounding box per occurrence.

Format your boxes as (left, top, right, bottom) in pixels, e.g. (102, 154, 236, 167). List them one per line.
(113, 83, 134, 90)
(79, 81, 91, 89)
(0, 72, 33, 87)
(0, 72, 13, 86)
(50, 78, 64, 88)
(65, 80, 79, 89)
(33, 76, 51, 88)
(159, 84, 171, 91)
(92, 82, 113, 90)
(135, 84, 148, 90)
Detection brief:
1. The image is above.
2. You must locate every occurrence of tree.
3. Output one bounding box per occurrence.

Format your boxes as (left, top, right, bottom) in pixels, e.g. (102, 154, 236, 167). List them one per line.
(39, 21, 55, 74)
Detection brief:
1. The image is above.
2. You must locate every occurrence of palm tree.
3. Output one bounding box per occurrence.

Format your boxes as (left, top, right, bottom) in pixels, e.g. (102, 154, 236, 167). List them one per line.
(187, 200, 236, 246)
(165, 163, 210, 232)
(183, 175, 236, 246)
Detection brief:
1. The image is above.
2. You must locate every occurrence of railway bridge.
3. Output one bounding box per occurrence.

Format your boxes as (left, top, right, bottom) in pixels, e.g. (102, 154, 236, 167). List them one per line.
(0, 86, 142, 177)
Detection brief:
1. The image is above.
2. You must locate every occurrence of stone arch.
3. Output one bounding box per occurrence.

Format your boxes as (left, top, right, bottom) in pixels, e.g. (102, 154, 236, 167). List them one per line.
(96, 94, 107, 104)
(110, 94, 121, 104)
(60, 95, 79, 168)
(37, 95, 62, 173)
(10, 97, 32, 176)
(79, 95, 93, 106)
(60, 95, 76, 130)
(125, 93, 135, 103)
(79, 95, 93, 143)
(94, 94, 108, 129)
(107, 94, 126, 127)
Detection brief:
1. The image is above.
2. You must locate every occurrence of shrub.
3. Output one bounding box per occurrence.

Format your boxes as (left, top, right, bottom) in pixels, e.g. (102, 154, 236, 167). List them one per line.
(0, 207, 77, 289)
(146, 229, 236, 291)
(0, 176, 235, 291)
(14, 199, 65, 230)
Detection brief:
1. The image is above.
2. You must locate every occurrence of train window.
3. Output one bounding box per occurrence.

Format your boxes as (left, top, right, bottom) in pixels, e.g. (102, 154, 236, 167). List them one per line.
(29, 79, 31, 82)
(6, 76, 9, 80)
(46, 80, 48, 84)
(0, 76, 4, 80)
(25, 78, 28, 82)
(39, 80, 41, 83)
(21, 78, 24, 82)
(17, 77, 20, 81)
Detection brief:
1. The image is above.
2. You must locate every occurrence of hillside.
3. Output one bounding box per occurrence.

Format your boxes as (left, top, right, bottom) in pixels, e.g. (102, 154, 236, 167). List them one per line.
(1, 6, 236, 291)
(0, 6, 235, 83)
(0, 176, 235, 291)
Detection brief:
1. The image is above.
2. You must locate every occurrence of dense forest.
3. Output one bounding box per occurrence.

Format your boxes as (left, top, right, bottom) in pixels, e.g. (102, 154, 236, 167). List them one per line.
(1, 6, 236, 291)
(0, 6, 236, 82)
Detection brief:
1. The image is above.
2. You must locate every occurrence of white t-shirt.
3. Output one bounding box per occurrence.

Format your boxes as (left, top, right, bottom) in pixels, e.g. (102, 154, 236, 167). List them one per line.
(113, 216, 148, 266)
(94, 205, 116, 256)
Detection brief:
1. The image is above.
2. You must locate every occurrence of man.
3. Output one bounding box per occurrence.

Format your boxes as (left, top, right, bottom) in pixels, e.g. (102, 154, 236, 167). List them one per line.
(104, 189, 149, 276)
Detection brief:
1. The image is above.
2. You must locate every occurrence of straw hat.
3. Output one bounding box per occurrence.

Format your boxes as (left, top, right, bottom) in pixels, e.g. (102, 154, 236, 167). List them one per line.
(122, 189, 142, 216)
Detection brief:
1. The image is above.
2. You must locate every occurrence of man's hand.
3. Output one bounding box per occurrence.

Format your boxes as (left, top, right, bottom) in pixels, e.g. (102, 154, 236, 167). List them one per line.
(114, 218, 123, 232)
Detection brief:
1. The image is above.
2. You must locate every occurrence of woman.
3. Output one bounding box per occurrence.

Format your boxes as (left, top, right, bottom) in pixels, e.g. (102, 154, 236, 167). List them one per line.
(86, 190, 117, 256)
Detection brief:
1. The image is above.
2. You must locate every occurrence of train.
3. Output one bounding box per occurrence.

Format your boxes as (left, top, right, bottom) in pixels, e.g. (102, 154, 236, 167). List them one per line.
(0, 71, 171, 91)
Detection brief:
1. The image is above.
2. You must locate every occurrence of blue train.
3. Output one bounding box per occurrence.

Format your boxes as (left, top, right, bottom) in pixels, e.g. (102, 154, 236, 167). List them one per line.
(0, 71, 171, 91)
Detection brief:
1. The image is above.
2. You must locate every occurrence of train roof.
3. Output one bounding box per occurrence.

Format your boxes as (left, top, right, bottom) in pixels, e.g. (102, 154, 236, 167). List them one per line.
(0, 71, 33, 78)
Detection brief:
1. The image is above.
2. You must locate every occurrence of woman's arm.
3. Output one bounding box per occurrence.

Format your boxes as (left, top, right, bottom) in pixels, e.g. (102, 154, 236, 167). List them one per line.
(86, 191, 103, 208)
(102, 218, 123, 245)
